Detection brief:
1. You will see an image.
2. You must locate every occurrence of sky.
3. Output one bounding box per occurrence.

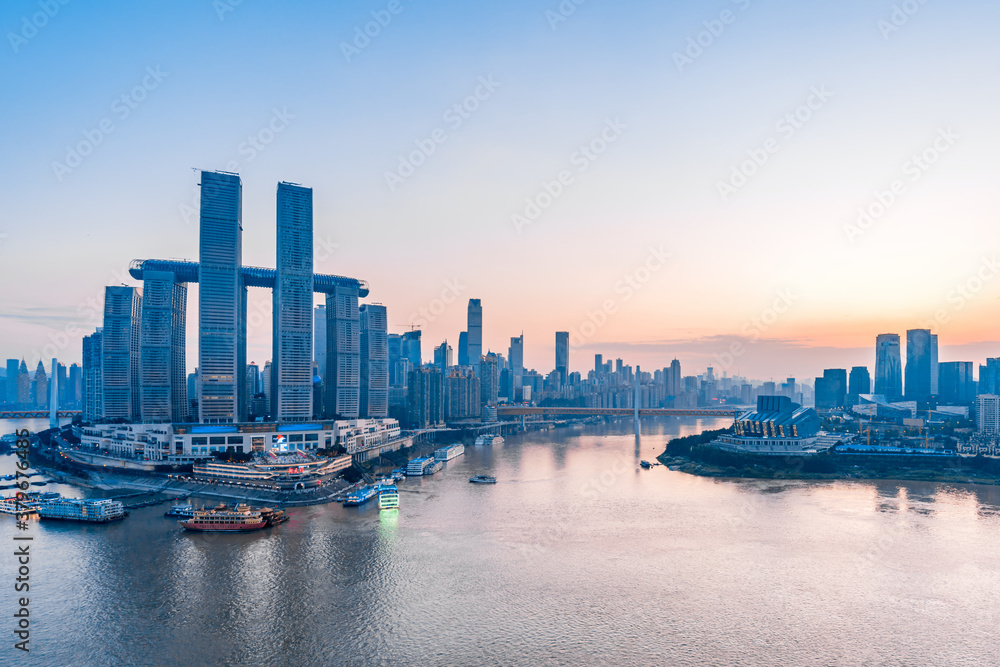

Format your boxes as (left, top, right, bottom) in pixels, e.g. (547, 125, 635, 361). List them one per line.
(1, 0, 998, 383)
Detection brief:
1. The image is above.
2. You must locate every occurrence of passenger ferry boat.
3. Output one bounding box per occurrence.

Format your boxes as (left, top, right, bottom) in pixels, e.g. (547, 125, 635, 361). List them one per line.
(36, 498, 126, 523)
(0, 496, 38, 516)
(406, 457, 431, 475)
(342, 485, 377, 507)
(434, 444, 465, 462)
(474, 435, 504, 446)
(376, 483, 399, 510)
(179, 504, 267, 532)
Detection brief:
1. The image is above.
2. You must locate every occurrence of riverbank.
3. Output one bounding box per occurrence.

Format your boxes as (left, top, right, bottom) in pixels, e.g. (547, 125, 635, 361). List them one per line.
(657, 428, 1000, 486)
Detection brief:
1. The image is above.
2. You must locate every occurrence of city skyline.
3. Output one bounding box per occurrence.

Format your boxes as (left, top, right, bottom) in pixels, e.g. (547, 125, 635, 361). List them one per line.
(3, 0, 1000, 381)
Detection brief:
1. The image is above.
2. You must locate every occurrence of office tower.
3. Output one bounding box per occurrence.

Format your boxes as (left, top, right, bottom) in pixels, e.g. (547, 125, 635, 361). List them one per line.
(905, 329, 933, 403)
(247, 363, 261, 398)
(458, 331, 469, 367)
(388, 334, 403, 385)
(814, 369, 847, 409)
(446, 368, 480, 420)
(325, 285, 360, 418)
(434, 341, 453, 375)
(848, 366, 871, 397)
(68, 363, 82, 408)
(102, 285, 142, 420)
(32, 361, 48, 410)
(930, 334, 939, 396)
(874, 333, 903, 401)
(198, 170, 246, 424)
(668, 359, 681, 396)
(271, 182, 314, 422)
(480, 352, 499, 420)
(82, 331, 102, 420)
(467, 299, 482, 367)
(55, 362, 67, 407)
(938, 361, 974, 404)
(5, 359, 18, 404)
(261, 362, 271, 411)
(555, 331, 569, 384)
(977, 394, 1000, 434)
(140, 271, 187, 422)
(314, 305, 327, 382)
(407, 366, 444, 428)
(509, 335, 524, 400)
(979, 358, 1000, 396)
(359, 303, 389, 418)
(595, 354, 603, 376)
(402, 330, 422, 369)
(762, 381, 776, 395)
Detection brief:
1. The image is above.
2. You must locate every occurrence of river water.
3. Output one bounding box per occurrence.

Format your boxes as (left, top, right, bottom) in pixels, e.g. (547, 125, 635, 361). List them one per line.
(1, 417, 999, 666)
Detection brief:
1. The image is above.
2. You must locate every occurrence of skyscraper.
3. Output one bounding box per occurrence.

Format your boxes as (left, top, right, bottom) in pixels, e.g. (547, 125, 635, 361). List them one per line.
(467, 299, 482, 367)
(555, 331, 569, 384)
(272, 181, 314, 421)
(5, 359, 18, 405)
(102, 286, 142, 420)
(874, 333, 902, 401)
(314, 304, 327, 383)
(814, 369, 846, 409)
(247, 362, 261, 398)
(32, 361, 48, 410)
(508, 334, 523, 400)
(457, 331, 469, 367)
(979, 358, 1000, 396)
(15, 360, 29, 406)
(407, 366, 444, 428)
(434, 341, 453, 375)
(938, 361, 974, 404)
(82, 330, 102, 420)
(480, 351, 499, 420)
(401, 330, 422, 369)
(848, 366, 871, 398)
(929, 333, 939, 396)
(360, 303, 389, 418)
(668, 359, 682, 396)
(325, 285, 360, 418)
(594, 354, 603, 377)
(68, 363, 82, 408)
(198, 170, 246, 424)
(56, 362, 67, 408)
(905, 329, 933, 403)
(140, 271, 187, 422)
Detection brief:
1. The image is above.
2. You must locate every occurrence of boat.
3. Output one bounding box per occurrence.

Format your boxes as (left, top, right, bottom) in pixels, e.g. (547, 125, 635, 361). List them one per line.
(377, 483, 399, 510)
(391, 468, 407, 480)
(0, 497, 37, 516)
(434, 444, 465, 462)
(474, 435, 504, 446)
(179, 504, 267, 532)
(36, 498, 126, 523)
(422, 460, 443, 476)
(342, 485, 377, 507)
(406, 457, 431, 475)
(164, 504, 196, 518)
(469, 475, 497, 484)
(640, 460, 652, 469)
(259, 507, 288, 526)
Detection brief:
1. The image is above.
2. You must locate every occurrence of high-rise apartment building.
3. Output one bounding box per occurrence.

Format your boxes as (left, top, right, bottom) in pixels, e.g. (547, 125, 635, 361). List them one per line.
(198, 170, 246, 423)
(978, 394, 1000, 434)
(325, 285, 360, 418)
(875, 333, 902, 401)
(102, 286, 142, 420)
(139, 271, 187, 422)
(271, 182, 314, 421)
(434, 341, 453, 375)
(360, 303, 388, 418)
(68, 363, 82, 408)
(407, 366, 444, 428)
(401, 330, 421, 369)
(480, 351, 499, 420)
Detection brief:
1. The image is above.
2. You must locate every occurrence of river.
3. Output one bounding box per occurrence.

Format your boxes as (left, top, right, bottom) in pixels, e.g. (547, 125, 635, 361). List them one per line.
(1, 417, 998, 666)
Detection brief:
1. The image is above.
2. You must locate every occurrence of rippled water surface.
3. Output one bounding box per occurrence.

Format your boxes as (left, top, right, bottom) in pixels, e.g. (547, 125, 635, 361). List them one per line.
(3, 417, 1000, 666)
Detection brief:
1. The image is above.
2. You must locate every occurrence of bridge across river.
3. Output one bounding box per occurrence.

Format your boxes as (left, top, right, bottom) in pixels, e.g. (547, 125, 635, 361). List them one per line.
(497, 406, 744, 419)
(0, 410, 82, 420)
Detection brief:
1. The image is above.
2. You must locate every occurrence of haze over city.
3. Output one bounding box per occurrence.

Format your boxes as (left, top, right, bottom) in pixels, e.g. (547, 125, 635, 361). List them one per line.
(3, 0, 999, 381)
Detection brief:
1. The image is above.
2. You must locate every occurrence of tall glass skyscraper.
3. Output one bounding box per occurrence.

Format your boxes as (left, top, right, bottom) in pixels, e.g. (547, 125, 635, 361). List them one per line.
(313, 304, 327, 383)
(508, 334, 523, 400)
(555, 331, 569, 384)
(325, 285, 360, 418)
(5, 359, 18, 404)
(82, 330, 102, 420)
(360, 303, 388, 418)
(874, 333, 902, 401)
(905, 329, 933, 403)
(140, 271, 187, 422)
(272, 182, 314, 421)
(102, 286, 142, 420)
(198, 171, 246, 423)
(467, 299, 482, 367)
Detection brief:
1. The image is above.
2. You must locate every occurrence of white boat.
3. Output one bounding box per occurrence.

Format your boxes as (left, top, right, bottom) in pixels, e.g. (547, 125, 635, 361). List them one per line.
(164, 504, 196, 518)
(474, 435, 504, 446)
(434, 444, 465, 462)
(406, 457, 431, 476)
(469, 475, 497, 484)
(36, 498, 126, 523)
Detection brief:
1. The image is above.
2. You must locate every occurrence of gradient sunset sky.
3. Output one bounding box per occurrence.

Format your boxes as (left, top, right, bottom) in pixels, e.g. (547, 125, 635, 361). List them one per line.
(2, 0, 998, 382)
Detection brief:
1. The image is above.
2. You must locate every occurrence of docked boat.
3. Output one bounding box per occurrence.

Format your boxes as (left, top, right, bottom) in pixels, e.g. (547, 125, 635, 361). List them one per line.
(422, 460, 443, 476)
(259, 507, 289, 526)
(0, 497, 37, 516)
(377, 483, 399, 510)
(180, 504, 267, 532)
(164, 504, 196, 518)
(474, 435, 504, 446)
(434, 444, 465, 462)
(406, 457, 431, 475)
(640, 460, 652, 469)
(36, 498, 126, 523)
(391, 468, 407, 480)
(469, 475, 497, 484)
(342, 485, 377, 507)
